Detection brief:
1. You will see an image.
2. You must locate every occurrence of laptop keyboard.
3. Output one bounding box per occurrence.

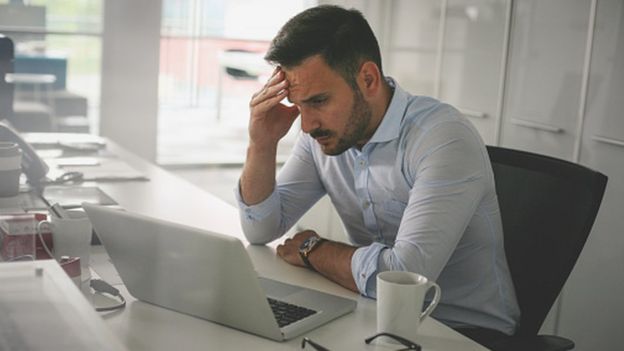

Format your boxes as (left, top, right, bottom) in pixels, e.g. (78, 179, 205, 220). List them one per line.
(267, 298, 317, 328)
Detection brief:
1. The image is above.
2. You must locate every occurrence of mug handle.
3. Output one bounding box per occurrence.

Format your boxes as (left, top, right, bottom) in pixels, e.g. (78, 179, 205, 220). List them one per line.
(420, 281, 441, 322)
(36, 220, 55, 259)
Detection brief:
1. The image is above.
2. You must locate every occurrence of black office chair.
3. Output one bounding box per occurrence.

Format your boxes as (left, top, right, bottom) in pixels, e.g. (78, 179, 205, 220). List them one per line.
(483, 146, 607, 351)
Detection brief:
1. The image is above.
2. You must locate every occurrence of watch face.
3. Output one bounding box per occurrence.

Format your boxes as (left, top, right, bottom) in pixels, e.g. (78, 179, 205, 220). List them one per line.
(300, 236, 319, 254)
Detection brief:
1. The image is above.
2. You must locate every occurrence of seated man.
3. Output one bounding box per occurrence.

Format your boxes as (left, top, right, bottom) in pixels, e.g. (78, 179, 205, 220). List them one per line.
(235, 4, 520, 344)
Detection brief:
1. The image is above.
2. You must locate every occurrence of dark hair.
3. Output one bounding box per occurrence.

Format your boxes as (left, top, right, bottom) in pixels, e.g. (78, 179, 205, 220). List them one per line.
(265, 5, 383, 89)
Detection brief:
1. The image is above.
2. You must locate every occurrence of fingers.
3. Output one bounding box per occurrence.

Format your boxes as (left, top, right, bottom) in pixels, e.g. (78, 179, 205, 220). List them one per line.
(250, 70, 289, 108)
(252, 68, 283, 100)
(253, 90, 289, 114)
(268, 65, 281, 81)
(250, 80, 288, 108)
(267, 66, 284, 86)
(276, 237, 302, 266)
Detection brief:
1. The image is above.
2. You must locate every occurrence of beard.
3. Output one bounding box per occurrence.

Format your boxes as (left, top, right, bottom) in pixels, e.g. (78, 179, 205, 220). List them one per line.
(311, 88, 373, 156)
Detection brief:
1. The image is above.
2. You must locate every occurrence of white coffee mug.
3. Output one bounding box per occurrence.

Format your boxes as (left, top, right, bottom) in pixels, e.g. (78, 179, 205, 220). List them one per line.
(0, 141, 22, 198)
(37, 210, 92, 282)
(376, 271, 442, 343)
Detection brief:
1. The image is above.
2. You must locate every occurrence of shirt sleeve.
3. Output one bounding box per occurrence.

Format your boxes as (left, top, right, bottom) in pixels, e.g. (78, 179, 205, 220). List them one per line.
(351, 242, 389, 295)
(351, 120, 490, 298)
(235, 134, 327, 244)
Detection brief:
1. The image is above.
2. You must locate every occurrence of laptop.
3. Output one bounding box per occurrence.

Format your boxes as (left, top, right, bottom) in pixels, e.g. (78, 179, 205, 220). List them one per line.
(83, 204, 357, 341)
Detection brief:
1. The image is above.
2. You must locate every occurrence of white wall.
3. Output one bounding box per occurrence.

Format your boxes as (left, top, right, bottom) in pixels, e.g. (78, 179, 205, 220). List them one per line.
(100, 0, 162, 162)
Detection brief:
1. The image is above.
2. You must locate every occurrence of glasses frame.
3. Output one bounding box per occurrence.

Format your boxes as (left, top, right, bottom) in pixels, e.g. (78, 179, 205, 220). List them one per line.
(301, 333, 421, 351)
(301, 337, 330, 351)
(365, 332, 422, 350)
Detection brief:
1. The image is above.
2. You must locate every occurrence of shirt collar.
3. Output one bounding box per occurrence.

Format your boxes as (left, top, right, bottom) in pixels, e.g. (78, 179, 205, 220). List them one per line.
(367, 77, 409, 145)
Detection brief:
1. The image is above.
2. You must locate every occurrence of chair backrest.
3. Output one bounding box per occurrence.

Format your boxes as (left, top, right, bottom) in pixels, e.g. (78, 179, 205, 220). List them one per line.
(486, 146, 607, 336)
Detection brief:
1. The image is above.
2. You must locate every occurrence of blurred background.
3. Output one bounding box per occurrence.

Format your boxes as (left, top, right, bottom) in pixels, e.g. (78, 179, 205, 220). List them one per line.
(1, 1, 623, 350)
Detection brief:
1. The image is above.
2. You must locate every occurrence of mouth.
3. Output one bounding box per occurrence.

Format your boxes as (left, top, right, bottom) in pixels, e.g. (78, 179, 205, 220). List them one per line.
(314, 135, 332, 145)
(310, 129, 332, 144)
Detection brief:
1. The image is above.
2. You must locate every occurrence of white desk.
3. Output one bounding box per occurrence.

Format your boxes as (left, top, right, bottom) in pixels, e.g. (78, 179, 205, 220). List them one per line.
(0, 260, 127, 351)
(14, 139, 488, 351)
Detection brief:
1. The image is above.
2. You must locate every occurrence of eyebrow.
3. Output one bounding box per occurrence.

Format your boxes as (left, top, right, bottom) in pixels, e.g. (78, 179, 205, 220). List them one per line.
(290, 92, 329, 105)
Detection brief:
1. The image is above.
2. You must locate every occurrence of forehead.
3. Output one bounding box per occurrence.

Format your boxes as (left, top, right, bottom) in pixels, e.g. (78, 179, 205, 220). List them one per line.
(284, 55, 347, 103)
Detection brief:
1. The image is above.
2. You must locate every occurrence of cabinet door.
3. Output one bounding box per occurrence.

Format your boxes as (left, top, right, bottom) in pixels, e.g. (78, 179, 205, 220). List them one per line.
(439, 0, 509, 144)
(559, 1, 624, 350)
(500, 0, 591, 160)
(384, 0, 442, 96)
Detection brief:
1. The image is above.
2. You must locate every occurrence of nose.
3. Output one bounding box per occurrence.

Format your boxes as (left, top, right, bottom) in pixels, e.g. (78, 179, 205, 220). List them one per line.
(299, 108, 321, 134)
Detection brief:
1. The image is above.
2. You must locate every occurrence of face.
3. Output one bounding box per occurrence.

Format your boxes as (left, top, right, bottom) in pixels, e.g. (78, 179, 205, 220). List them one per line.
(284, 55, 373, 155)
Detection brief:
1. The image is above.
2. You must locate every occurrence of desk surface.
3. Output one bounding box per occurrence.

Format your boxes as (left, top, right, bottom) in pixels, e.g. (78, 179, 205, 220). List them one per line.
(29, 139, 487, 350)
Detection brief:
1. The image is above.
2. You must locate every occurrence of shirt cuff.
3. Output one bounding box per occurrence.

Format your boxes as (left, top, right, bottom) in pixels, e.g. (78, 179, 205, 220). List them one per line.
(234, 181, 280, 221)
(351, 242, 388, 298)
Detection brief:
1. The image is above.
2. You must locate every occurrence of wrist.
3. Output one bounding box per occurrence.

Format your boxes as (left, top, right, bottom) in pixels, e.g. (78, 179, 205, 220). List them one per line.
(247, 141, 278, 157)
(299, 236, 327, 271)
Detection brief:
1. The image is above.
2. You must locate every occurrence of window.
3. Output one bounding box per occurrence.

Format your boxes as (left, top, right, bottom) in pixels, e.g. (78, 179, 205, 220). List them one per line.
(158, 0, 315, 165)
(0, 0, 102, 133)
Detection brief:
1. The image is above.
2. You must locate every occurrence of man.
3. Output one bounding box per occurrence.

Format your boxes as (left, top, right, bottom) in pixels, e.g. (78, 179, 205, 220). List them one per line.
(235, 5, 520, 344)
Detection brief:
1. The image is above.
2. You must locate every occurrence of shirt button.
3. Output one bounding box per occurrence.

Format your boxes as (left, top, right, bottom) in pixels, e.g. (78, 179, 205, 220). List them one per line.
(363, 201, 370, 209)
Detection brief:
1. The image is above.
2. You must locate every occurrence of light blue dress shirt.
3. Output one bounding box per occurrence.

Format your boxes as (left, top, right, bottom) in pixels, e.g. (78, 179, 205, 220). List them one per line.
(236, 78, 520, 334)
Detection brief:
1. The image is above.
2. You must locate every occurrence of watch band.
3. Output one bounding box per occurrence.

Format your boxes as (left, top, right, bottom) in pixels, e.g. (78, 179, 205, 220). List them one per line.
(299, 237, 326, 271)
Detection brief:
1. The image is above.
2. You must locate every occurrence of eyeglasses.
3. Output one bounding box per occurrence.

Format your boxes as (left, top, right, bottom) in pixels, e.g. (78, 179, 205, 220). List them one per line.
(365, 332, 421, 350)
(301, 333, 421, 351)
(301, 337, 330, 351)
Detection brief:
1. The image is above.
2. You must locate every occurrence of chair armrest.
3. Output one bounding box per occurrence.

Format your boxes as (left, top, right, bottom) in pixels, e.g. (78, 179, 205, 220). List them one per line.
(491, 334, 575, 351)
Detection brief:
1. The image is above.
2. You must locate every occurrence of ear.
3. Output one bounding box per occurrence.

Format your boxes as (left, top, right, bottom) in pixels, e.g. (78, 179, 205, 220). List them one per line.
(357, 61, 382, 98)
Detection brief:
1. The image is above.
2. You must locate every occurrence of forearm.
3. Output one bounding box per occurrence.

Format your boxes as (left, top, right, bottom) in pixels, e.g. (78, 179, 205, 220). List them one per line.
(308, 241, 358, 293)
(242, 66, 298, 205)
(238, 137, 328, 244)
(240, 142, 278, 205)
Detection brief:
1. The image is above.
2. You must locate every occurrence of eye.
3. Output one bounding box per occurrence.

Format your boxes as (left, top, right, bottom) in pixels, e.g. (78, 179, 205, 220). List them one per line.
(310, 97, 327, 106)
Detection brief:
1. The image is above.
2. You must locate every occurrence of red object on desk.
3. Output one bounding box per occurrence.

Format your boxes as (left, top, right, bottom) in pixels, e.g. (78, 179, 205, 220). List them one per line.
(0, 213, 53, 261)
(59, 256, 81, 285)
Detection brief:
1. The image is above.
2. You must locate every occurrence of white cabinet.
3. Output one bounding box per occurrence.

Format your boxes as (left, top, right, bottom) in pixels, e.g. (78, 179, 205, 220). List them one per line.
(384, 0, 442, 96)
(558, 1, 624, 350)
(439, 0, 509, 144)
(500, 0, 592, 160)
